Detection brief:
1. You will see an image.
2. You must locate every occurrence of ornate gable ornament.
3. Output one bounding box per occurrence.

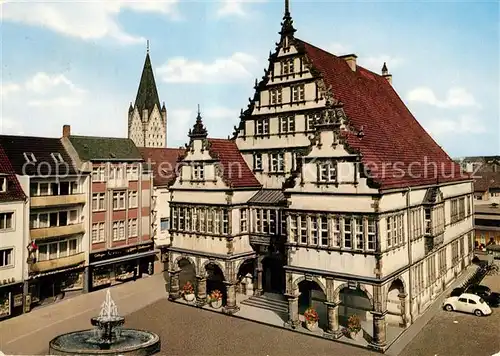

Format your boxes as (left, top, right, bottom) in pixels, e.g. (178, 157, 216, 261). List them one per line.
(279, 0, 297, 41)
(188, 106, 208, 141)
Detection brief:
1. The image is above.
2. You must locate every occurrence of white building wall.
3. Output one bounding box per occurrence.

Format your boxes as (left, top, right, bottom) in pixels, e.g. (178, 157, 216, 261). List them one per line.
(0, 200, 25, 285)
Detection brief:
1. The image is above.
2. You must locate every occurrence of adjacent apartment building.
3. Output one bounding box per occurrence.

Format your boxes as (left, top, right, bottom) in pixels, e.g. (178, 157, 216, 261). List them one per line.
(138, 147, 183, 273)
(0, 145, 26, 320)
(61, 125, 155, 290)
(163, 1, 474, 351)
(0, 134, 89, 310)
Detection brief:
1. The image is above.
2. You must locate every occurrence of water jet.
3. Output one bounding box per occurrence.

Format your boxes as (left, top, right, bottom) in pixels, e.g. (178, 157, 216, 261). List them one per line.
(49, 289, 160, 355)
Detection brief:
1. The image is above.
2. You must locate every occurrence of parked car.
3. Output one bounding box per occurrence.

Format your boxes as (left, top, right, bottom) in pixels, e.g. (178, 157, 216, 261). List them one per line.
(443, 293, 492, 316)
(465, 285, 500, 307)
(450, 287, 465, 297)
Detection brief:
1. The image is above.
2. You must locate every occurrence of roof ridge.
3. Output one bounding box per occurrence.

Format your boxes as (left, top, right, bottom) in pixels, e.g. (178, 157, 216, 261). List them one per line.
(70, 135, 133, 141)
(296, 38, 385, 79)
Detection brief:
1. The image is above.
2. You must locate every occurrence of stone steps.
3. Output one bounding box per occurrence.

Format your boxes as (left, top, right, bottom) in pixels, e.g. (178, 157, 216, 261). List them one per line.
(241, 294, 289, 314)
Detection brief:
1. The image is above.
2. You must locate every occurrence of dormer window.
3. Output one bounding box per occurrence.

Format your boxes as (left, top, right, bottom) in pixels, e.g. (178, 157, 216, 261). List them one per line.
(318, 162, 337, 183)
(282, 59, 294, 75)
(51, 153, 64, 163)
(306, 113, 320, 131)
(292, 84, 305, 102)
(0, 177, 6, 192)
(23, 152, 36, 163)
(193, 164, 204, 180)
(270, 88, 282, 105)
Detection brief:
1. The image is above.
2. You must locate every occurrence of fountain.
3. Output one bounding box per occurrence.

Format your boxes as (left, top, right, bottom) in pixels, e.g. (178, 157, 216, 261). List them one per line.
(49, 290, 160, 355)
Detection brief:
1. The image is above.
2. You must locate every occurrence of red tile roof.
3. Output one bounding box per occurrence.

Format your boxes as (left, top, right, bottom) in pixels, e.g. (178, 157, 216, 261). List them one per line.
(138, 147, 185, 187)
(298, 40, 470, 190)
(208, 138, 261, 189)
(473, 172, 500, 192)
(0, 144, 26, 202)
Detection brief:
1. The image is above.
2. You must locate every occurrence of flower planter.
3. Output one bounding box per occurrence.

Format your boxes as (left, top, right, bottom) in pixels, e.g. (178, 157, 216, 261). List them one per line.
(304, 320, 318, 331)
(210, 299, 223, 309)
(349, 331, 362, 341)
(184, 293, 195, 302)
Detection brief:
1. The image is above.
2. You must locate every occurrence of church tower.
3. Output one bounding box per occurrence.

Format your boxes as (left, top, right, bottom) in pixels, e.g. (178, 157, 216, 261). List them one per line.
(128, 42, 167, 148)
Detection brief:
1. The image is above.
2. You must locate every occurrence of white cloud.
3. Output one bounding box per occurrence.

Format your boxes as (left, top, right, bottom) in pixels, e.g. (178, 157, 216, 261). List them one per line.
(0, 72, 126, 138)
(216, 0, 267, 18)
(424, 115, 486, 138)
(326, 42, 403, 73)
(0, 83, 21, 97)
(1, 0, 180, 44)
(157, 52, 258, 83)
(407, 86, 480, 108)
(167, 106, 239, 145)
(359, 55, 404, 73)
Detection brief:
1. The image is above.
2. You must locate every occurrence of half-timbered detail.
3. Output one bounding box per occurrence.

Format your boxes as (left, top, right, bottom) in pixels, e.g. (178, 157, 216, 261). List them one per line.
(164, 0, 474, 351)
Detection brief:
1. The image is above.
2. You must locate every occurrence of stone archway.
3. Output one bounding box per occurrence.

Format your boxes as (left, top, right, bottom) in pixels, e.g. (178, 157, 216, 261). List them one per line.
(337, 286, 373, 328)
(297, 280, 327, 330)
(386, 278, 407, 327)
(176, 257, 197, 292)
(205, 262, 226, 302)
(236, 258, 256, 296)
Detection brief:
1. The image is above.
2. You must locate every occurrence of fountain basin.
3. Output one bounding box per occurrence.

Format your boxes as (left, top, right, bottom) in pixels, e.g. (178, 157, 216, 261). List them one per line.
(49, 328, 160, 355)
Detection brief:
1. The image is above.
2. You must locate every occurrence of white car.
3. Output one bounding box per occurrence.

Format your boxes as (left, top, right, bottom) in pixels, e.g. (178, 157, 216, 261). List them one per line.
(443, 292, 492, 316)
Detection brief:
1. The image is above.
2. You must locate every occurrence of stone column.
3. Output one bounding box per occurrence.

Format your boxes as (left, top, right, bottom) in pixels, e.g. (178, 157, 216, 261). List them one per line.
(168, 271, 180, 301)
(83, 266, 90, 294)
(370, 311, 387, 351)
(196, 276, 207, 307)
(398, 293, 408, 327)
(284, 293, 300, 329)
(223, 282, 240, 315)
(22, 280, 30, 314)
(255, 258, 263, 296)
(324, 301, 342, 339)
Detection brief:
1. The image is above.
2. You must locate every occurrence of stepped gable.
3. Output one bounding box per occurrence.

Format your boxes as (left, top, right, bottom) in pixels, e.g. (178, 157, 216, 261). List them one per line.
(138, 147, 185, 187)
(297, 39, 470, 190)
(207, 138, 261, 189)
(0, 144, 26, 201)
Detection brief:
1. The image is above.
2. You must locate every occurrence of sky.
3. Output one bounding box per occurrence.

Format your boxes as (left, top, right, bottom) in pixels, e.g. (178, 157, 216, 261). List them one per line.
(0, 0, 499, 158)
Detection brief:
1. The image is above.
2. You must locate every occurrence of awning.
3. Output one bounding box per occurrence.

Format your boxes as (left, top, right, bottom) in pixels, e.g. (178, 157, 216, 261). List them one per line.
(248, 189, 287, 205)
(90, 250, 157, 267)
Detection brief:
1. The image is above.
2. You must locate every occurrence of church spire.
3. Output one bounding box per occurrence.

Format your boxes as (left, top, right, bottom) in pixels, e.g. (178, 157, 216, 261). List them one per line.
(134, 43, 161, 113)
(188, 105, 208, 140)
(279, 0, 296, 39)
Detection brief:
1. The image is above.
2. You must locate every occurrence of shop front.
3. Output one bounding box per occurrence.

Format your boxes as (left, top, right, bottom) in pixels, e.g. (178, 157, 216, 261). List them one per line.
(0, 281, 24, 320)
(89, 243, 156, 291)
(26, 265, 85, 310)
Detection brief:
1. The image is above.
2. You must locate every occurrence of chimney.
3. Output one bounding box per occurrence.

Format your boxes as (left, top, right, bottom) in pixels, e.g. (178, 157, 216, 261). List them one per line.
(340, 54, 357, 72)
(62, 125, 71, 138)
(381, 62, 393, 85)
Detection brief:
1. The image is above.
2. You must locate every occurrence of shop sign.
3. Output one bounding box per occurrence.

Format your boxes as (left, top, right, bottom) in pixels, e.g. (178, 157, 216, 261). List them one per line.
(90, 243, 154, 263)
(24, 294, 31, 313)
(13, 294, 23, 307)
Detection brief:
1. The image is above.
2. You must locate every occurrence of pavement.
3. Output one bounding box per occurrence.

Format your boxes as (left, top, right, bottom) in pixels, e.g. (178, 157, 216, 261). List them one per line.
(0, 274, 165, 355)
(1, 266, 499, 356)
(400, 272, 500, 356)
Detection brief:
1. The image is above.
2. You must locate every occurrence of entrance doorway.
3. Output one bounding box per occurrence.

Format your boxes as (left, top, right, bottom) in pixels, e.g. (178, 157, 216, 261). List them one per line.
(262, 257, 285, 294)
